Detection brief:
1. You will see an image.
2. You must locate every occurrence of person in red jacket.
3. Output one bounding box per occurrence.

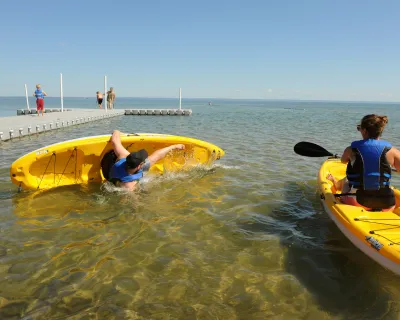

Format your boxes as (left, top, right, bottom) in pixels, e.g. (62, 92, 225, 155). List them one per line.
(33, 84, 48, 116)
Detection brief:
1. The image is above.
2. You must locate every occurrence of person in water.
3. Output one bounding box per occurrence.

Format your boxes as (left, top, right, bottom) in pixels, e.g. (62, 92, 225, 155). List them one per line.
(33, 84, 47, 116)
(101, 130, 185, 191)
(327, 114, 400, 210)
(96, 91, 104, 109)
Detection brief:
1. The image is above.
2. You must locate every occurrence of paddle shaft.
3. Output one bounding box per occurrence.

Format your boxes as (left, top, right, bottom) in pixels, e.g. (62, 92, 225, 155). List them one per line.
(294, 142, 398, 172)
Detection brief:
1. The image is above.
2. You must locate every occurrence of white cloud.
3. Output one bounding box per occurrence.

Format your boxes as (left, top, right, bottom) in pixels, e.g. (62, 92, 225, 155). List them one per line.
(379, 92, 393, 97)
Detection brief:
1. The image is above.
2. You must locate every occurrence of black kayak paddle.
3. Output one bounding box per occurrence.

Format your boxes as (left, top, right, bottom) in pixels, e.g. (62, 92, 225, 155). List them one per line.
(294, 141, 397, 172)
(293, 142, 337, 158)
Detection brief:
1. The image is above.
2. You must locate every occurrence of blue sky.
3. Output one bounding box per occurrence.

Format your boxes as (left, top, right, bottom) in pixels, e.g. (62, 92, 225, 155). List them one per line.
(1, 0, 399, 101)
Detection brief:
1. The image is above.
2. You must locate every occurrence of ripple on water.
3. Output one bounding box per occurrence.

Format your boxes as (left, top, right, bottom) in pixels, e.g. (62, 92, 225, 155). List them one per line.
(0, 100, 400, 319)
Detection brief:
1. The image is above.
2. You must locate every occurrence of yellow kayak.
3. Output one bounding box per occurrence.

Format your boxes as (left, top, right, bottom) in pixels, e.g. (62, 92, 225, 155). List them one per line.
(319, 158, 400, 274)
(10, 133, 225, 191)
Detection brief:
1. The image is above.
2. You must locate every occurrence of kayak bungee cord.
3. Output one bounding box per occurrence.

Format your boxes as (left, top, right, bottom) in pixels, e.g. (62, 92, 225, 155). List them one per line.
(354, 218, 400, 245)
(56, 148, 78, 187)
(36, 152, 56, 190)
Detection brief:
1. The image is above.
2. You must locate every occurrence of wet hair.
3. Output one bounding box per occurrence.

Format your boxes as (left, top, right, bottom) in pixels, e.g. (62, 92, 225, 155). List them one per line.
(126, 149, 148, 169)
(96, 91, 99, 94)
(360, 114, 388, 139)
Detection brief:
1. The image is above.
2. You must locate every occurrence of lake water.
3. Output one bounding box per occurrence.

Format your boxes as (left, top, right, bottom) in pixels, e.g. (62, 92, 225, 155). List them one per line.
(0, 97, 400, 319)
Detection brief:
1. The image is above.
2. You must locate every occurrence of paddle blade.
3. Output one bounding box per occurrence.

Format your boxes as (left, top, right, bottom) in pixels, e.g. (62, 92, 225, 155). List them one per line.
(294, 142, 334, 157)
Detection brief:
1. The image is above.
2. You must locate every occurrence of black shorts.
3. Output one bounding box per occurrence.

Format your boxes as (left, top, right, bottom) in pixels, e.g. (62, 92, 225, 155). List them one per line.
(101, 150, 117, 180)
(97, 98, 103, 104)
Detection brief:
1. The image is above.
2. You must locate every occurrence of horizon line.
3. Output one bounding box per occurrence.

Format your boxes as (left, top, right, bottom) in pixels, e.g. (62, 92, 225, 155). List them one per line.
(0, 96, 399, 104)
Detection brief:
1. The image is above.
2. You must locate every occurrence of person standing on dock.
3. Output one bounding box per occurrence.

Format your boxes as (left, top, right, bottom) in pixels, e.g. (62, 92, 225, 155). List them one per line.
(96, 91, 104, 109)
(107, 87, 116, 109)
(33, 84, 47, 116)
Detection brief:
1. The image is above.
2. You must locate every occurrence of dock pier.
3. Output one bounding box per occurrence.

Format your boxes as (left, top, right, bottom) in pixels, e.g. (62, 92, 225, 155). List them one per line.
(2, 109, 124, 141)
(124, 109, 192, 116)
(3, 107, 192, 142)
(4, 79, 192, 141)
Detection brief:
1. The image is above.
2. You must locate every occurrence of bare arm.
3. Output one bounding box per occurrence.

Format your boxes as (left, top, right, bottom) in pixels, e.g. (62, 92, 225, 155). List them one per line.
(148, 144, 185, 166)
(110, 130, 130, 160)
(43, 91, 48, 96)
(119, 180, 138, 191)
(341, 146, 352, 164)
(391, 147, 400, 172)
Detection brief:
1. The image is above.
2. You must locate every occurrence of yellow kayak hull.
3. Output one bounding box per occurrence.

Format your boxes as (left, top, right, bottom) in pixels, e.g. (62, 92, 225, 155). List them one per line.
(10, 133, 225, 190)
(319, 159, 400, 274)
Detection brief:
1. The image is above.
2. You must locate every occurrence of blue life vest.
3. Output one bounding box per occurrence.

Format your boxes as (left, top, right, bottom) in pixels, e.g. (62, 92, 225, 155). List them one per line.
(346, 139, 392, 190)
(109, 158, 143, 183)
(35, 89, 44, 99)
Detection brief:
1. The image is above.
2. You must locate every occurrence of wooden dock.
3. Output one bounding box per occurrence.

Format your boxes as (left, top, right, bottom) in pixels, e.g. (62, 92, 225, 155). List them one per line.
(2, 109, 124, 141)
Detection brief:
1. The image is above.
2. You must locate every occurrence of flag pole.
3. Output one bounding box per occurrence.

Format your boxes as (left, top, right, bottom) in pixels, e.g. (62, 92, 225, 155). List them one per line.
(24, 84, 30, 110)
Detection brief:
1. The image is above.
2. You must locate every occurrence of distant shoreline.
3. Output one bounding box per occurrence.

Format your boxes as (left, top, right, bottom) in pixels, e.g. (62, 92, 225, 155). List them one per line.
(0, 96, 398, 104)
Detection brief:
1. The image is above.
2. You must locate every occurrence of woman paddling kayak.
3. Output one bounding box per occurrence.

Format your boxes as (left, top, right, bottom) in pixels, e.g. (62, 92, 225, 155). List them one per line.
(327, 114, 400, 211)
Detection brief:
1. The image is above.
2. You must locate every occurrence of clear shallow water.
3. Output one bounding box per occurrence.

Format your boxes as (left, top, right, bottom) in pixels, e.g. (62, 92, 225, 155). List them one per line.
(0, 97, 400, 319)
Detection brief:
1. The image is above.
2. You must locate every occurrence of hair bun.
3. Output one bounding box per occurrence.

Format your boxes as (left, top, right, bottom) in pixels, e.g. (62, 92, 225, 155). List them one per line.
(379, 115, 388, 125)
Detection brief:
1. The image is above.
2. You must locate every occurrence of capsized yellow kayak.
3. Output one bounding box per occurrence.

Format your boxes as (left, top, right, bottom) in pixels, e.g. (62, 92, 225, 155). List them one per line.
(10, 133, 225, 191)
(319, 158, 400, 275)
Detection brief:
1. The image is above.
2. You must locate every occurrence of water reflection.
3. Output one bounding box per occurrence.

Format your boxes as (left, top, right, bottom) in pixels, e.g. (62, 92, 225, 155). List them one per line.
(3, 166, 244, 319)
(236, 180, 399, 319)
(1, 101, 400, 319)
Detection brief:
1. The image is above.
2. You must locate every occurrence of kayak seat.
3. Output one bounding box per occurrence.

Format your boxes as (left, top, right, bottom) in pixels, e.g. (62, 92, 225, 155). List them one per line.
(356, 188, 395, 210)
(101, 150, 117, 181)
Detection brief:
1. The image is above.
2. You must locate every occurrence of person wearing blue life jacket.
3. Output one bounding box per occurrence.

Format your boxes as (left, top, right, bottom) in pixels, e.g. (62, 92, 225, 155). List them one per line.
(101, 130, 185, 191)
(327, 114, 400, 210)
(32, 84, 48, 116)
